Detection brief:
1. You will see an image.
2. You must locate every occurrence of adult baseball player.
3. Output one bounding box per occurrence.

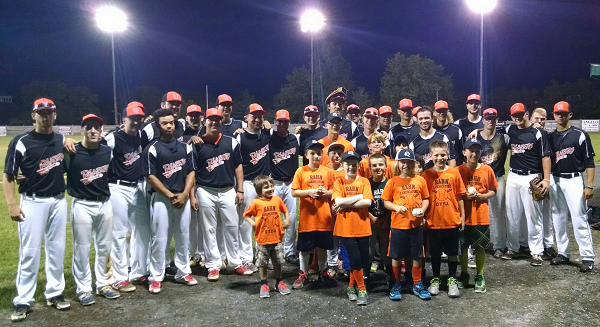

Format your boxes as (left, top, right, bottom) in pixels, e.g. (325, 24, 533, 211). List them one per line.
(548, 101, 595, 272)
(352, 108, 381, 160)
(319, 87, 360, 140)
(140, 91, 186, 149)
(269, 109, 301, 263)
(193, 108, 252, 281)
(4, 98, 70, 322)
(389, 99, 421, 152)
(434, 100, 463, 165)
(409, 106, 457, 169)
(66, 114, 120, 305)
(217, 94, 246, 136)
(378, 106, 393, 134)
(454, 94, 484, 140)
(298, 105, 328, 165)
(144, 109, 197, 293)
(346, 104, 363, 132)
(503, 103, 551, 266)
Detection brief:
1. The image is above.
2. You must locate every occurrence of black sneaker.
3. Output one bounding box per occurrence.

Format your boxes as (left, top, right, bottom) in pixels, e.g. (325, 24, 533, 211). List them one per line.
(543, 247, 558, 260)
(165, 266, 177, 277)
(550, 254, 569, 265)
(11, 304, 32, 322)
(580, 260, 594, 273)
(47, 295, 70, 310)
(518, 246, 530, 257)
(285, 255, 299, 265)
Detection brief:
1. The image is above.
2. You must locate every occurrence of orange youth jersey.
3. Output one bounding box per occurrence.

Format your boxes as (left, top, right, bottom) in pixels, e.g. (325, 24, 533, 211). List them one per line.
(381, 175, 429, 230)
(457, 164, 498, 226)
(319, 136, 354, 167)
(292, 165, 335, 232)
(332, 176, 374, 237)
(422, 167, 466, 229)
(358, 155, 395, 179)
(243, 196, 288, 245)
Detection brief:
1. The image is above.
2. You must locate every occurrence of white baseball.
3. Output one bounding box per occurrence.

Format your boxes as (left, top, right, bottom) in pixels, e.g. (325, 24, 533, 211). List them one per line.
(468, 186, 477, 195)
(412, 208, 422, 217)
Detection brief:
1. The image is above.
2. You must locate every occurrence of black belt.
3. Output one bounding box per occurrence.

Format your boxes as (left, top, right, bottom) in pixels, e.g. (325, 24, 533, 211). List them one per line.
(109, 179, 138, 187)
(510, 169, 539, 176)
(274, 177, 293, 182)
(24, 191, 63, 198)
(552, 172, 582, 179)
(82, 195, 109, 202)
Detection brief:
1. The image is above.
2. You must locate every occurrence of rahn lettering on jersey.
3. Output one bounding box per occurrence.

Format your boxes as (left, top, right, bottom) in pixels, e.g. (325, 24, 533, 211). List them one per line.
(511, 143, 533, 154)
(555, 147, 574, 163)
(434, 178, 450, 185)
(345, 185, 359, 193)
(80, 164, 109, 185)
(468, 175, 481, 182)
(37, 153, 64, 175)
(272, 147, 296, 164)
(123, 149, 141, 166)
(402, 184, 416, 191)
(206, 153, 230, 172)
(162, 159, 186, 178)
(250, 144, 269, 165)
(310, 175, 323, 180)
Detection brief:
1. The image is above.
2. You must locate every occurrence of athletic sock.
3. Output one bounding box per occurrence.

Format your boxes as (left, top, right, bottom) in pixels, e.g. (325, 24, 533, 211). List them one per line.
(349, 270, 356, 287)
(412, 266, 422, 285)
(431, 256, 441, 277)
(459, 251, 469, 274)
(299, 253, 310, 273)
(353, 269, 366, 291)
(392, 265, 401, 283)
(261, 279, 267, 285)
(448, 260, 458, 279)
(404, 260, 413, 284)
(318, 260, 326, 272)
(476, 251, 485, 276)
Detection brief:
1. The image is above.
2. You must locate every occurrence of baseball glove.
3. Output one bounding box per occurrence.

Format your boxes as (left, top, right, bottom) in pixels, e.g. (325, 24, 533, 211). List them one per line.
(529, 177, 548, 201)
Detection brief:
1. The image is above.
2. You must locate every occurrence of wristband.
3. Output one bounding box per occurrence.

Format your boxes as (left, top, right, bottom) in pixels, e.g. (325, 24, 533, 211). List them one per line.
(237, 190, 244, 193)
(543, 179, 550, 182)
(586, 185, 594, 190)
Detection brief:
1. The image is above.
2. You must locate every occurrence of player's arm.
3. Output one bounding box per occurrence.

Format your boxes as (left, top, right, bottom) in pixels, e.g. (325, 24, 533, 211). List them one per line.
(282, 211, 291, 228)
(63, 137, 76, 154)
(384, 200, 407, 213)
(421, 198, 430, 213)
(243, 215, 256, 227)
(334, 194, 364, 208)
(190, 184, 198, 211)
(477, 189, 496, 201)
(458, 196, 466, 230)
(540, 156, 551, 195)
(148, 175, 175, 200)
(3, 173, 24, 222)
(173, 171, 196, 209)
(234, 164, 244, 205)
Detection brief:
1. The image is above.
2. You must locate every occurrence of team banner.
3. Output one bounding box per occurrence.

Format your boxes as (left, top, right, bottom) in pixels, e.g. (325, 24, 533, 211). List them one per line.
(582, 120, 600, 132)
(0, 126, 6, 137)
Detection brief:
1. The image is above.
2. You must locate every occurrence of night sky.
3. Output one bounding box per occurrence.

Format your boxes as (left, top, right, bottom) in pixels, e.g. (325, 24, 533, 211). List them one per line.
(1, 0, 599, 111)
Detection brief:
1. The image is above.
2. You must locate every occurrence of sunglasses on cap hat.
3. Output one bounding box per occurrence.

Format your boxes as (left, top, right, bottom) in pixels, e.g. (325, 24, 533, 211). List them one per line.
(304, 105, 319, 115)
(347, 104, 360, 113)
(363, 107, 378, 117)
(33, 98, 56, 111)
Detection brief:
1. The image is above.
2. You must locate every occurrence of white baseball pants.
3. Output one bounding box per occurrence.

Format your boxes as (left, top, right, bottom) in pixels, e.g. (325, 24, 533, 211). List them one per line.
(506, 172, 544, 256)
(14, 194, 67, 306)
(274, 180, 297, 257)
(189, 209, 204, 259)
(327, 214, 340, 267)
(489, 175, 507, 250)
(550, 176, 595, 261)
(198, 186, 243, 271)
(238, 180, 257, 264)
(541, 198, 555, 248)
(71, 198, 113, 294)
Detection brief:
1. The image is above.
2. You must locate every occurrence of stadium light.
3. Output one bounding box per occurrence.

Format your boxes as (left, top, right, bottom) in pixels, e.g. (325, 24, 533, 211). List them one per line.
(300, 10, 325, 106)
(466, 0, 497, 106)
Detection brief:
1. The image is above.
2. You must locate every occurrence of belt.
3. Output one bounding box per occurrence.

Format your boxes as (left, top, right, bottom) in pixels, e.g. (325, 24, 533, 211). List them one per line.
(510, 169, 539, 176)
(274, 177, 293, 183)
(552, 172, 581, 179)
(109, 179, 138, 187)
(81, 195, 109, 202)
(24, 191, 63, 198)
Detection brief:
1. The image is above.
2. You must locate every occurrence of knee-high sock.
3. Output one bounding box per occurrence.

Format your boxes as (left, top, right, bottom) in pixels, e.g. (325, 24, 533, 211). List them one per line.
(476, 251, 485, 276)
(392, 265, 401, 283)
(431, 256, 441, 277)
(412, 266, 422, 284)
(353, 269, 366, 291)
(459, 251, 469, 274)
(448, 260, 458, 279)
(299, 253, 310, 273)
(349, 269, 356, 287)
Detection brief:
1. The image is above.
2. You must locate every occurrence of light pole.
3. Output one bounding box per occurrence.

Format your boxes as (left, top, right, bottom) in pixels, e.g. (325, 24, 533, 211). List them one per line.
(300, 10, 325, 106)
(96, 6, 127, 125)
(466, 0, 496, 106)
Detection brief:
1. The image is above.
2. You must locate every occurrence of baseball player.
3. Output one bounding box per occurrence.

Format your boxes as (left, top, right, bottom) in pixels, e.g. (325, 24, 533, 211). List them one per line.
(4, 98, 70, 322)
(66, 114, 120, 305)
(503, 103, 551, 266)
(388, 99, 421, 152)
(319, 87, 360, 140)
(217, 94, 246, 136)
(144, 109, 197, 293)
(319, 113, 355, 168)
(352, 108, 381, 160)
(409, 106, 457, 169)
(297, 105, 328, 165)
(193, 108, 252, 281)
(346, 104, 363, 131)
(548, 101, 595, 272)
(434, 100, 463, 165)
(269, 109, 301, 263)
(454, 94, 484, 140)
(140, 91, 186, 149)
(378, 106, 393, 134)
(182, 104, 203, 143)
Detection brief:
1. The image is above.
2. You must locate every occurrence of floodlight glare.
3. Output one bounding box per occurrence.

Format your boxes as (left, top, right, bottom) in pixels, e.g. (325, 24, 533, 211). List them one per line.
(466, 0, 497, 13)
(96, 6, 127, 33)
(300, 10, 325, 33)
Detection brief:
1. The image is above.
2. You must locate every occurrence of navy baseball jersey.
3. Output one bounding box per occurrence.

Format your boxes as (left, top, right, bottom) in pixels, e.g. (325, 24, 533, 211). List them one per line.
(4, 131, 66, 194)
(104, 129, 143, 182)
(269, 131, 300, 181)
(181, 126, 200, 143)
(140, 119, 186, 149)
(505, 124, 551, 173)
(550, 126, 595, 173)
(66, 143, 112, 199)
(435, 123, 463, 164)
(319, 117, 360, 140)
(143, 139, 194, 193)
(454, 116, 484, 141)
(237, 129, 271, 181)
(351, 134, 370, 160)
(220, 119, 245, 137)
(477, 133, 509, 177)
(194, 134, 243, 188)
(409, 131, 456, 169)
(389, 123, 421, 145)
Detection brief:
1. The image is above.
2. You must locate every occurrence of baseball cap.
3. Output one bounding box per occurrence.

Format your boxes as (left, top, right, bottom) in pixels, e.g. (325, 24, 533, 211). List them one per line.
(81, 114, 103, 126)
(32, 98, 56, 111)
(326, 113, 343, 123)
(327, 142, 345, 154)
(554, 101, 570, 113)
(162, 91, 182, 103)
(483, 108, 497, 119)
(347, 104, 360, 113)
(379, 106, 393, 115)
(341, 151, 360, 162)
(325, 87, 348, 104)
(304, 105, 319, 115)
(127, 101, 145, 111)
(466, 94, 481, 103)
(275, 109, 290, 121)
(304, 140, 325, 152)
(510, 103, 526, 116)
(412, 107, 419, 116)
(434, 100, 448, 111)
(124, 106, 145, 117)
(245, 103, 266, 115)
(399, 99, 413, 109)
(394, 134, 408, 146)
(206, 108, 222, 118)
(364, 107, 378, 118)
(186, 105, 202, 115)
(217, 94, 233, 105)
(395, 149, 416, 161)
(464, 138, 483, 150)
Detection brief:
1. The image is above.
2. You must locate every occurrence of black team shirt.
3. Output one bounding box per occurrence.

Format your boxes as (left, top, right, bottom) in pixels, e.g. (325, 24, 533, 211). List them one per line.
(140, 119, 186, 149)
(194, 134, 243, 188)
(104, 129, 143, 182)
(220, 118, 245, 137)
(454, 116, 484, 141)
(66, 143, 112, 199)
(435, 123, 463, 165)
(143, 138, 194, 193)
(237, 129, 271, 181)
(351, 134, 370, 160)
(477, 132, 509, 177)
(505, 124, 551, 173)
(269, 131, 300, 181)
(550, 126, 595, 173)
(409, 131, 456, 169)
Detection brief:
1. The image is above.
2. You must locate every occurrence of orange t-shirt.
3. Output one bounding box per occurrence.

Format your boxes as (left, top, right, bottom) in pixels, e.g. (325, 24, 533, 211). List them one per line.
(292, 165, 335, 232)
(457, 164, 498, 226)
(319, 136, 354, 167)
(243, 196, 288, 245)
(332, 176, 374, 237)
(381, 175, 429, 230)
(358, 155, 395, 179)
(330, 167, 346, 181)
(422, 167, 466, 229)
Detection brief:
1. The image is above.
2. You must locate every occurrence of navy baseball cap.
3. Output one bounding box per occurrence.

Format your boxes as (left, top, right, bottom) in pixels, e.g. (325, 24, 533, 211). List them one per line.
(327, 113, 343, 124)
(341, 151, 361, 162)
(304, 140, 325, 152)
(464, 138, 482, 150)
(394, 134, 408, 146)
(327, 142, 345, 153)
(395, 149, 416, 161)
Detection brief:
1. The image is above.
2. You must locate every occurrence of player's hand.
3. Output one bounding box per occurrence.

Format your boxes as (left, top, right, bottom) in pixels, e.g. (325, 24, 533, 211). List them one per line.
(233, 128, 245, 135)
(295, 126, 306, 134)
(282, 219, 291, 228)
(9, 204, 25, 222)
(532, 122, 542, 129)
(396, 205, 408, 214)
(379, 131, 388, 140)
(172, 193, 188, 208)
(539, 180, 550, 197)
(369, 214, 378, 223)
(308, 189, 320, 199)
(63, 138, 77, 154)
(145, 115, 154, 123)
(189, 135, 204, 145)
(190, 197, 199, 211)
(460, 219, 466, 231)
(235, 191, 245, 206)
(584, 187, 594, 200)
(467, 130, 479, 140)
(262, 120, 271, 130)
(100, 131, 110, 140)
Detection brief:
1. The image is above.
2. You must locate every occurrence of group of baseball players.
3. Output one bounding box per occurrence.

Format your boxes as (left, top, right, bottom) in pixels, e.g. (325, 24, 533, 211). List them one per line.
(3, 87, 596, 320)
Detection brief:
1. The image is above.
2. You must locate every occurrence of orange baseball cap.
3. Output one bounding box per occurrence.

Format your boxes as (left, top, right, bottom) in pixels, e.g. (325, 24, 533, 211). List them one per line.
(412, 107, 418, 115)
(347, 104, 360, 113)
(510, 103, 526, 115)
(125, 106, 145, 117)
(33, 98, 56, 111)
(127, 101, 144, 111)
(399, 99, 413, 109)
(246, 103, 266, 115)
(186, 105, 202, 115)
(163, 91, 182, 103)
(553, 101, 570, 113)
(466, 94, 481, 103)
(434, 100, 448, 111)
(217, 94, 233, 105)
(364, 107, 378, 117)
(483, 108, 497, 119)
(206, 108, 222, 118)
(276, 109, 290, 120)
(81, 114, 103, 126)
(304, 105, 319, 115)
(379, 106, 393, 115)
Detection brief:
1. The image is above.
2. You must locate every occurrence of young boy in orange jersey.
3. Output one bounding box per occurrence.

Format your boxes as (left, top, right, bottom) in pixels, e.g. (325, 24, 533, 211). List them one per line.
(422, 140, 466, 298)
(383, 149, 431, 301)
(244, 175, 292, 298)
(358, 132, 395, 179)
(328, 143, 346, 180)
(457, 139, 497, 293)
(319, 113, 354, 167)
(332, 151, 374, 305)
(291, 140, 337, 288)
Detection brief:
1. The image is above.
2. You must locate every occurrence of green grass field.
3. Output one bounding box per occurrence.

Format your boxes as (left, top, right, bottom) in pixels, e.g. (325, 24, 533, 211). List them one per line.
(0, 133, 599, 311)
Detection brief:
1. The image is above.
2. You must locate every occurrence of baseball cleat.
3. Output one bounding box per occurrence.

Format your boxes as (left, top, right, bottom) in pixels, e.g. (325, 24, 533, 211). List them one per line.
(243, 262, 258, 272)
(131, 274, 149, 286)
(78, 292, 96, 306)
(580, 260, 594, 273)
(113, 280, 136, 292)
(207, 269, 220, 281)
(493, 249, 504, 259)
(165, 266, 177, 277)
(149, 281, 162, 294)
(474, 275, 487, 293)
(389, 282, 402, 301)
(550, 254, 569, 265)
(447, 277, 460, 298)
(530, 254, 543, 266)
(347, 286, 358, 301)
(11, 304, 32, 322)
(413, 281, 431, 300)
(176, 275, 198, 286)
(319, 270, 338, 287)
(501, 250, 516, 260)
(457, 272, 469, 289)
(357, 290, 368, 306)
(428, 277, 440, 296)
(47, 295, 70, 310)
